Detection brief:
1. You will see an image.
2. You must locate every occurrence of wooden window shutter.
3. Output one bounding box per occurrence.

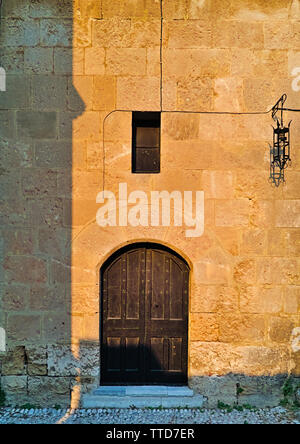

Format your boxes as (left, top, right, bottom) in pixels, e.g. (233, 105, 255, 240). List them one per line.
(132, 112, 161, 173)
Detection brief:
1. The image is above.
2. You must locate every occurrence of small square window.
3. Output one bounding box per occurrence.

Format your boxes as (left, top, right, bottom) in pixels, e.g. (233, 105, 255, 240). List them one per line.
(132, 112, 161, 173)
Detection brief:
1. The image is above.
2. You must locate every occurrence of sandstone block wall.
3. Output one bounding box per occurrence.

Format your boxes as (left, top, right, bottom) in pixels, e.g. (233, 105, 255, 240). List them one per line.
(0, 0, 299, 408)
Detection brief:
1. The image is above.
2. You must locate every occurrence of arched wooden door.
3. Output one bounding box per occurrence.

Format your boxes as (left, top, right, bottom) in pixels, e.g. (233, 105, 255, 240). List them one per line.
(100, 243, 189, 385)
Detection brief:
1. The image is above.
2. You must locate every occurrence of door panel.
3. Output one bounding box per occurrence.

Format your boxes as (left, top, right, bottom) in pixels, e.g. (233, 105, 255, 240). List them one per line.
(107, 258, 122, 320)
(101, 244, 189, 385)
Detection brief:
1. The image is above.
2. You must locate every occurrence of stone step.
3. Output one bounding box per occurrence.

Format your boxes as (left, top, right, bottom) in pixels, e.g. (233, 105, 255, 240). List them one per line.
(93, 386, 194, 397)
(82, 386, 205, 409)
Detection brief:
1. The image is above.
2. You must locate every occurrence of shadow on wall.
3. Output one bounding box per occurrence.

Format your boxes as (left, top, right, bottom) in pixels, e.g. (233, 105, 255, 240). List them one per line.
(0, 0, 85, 407)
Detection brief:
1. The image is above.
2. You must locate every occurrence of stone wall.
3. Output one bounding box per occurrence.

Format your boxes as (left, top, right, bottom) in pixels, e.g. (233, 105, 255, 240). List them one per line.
(0, 0, 300, 408)
(0, 0, 92, 407)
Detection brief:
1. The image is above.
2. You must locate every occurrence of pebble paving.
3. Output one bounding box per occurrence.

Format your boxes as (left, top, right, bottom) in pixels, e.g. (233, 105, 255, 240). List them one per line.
(0, 406, 299, 424)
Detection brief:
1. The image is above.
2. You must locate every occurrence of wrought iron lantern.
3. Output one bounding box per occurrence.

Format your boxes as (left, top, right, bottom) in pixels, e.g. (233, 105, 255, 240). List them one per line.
(270, 94, 292, 187)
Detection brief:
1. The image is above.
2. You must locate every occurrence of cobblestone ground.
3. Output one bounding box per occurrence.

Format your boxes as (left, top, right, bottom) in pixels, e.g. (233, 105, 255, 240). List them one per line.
(0, 407, 299, 424)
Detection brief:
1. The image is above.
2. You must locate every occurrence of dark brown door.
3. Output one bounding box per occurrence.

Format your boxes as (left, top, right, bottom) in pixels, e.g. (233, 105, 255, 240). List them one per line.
(101, 244, 189, 385)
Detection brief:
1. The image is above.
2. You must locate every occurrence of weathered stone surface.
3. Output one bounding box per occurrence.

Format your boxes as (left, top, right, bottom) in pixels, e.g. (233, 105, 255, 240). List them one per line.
(32, 75, 67, 110)
(29, 198, 64, 227)
(116, 76, 160, 110)
(104, 111, 132, 142)
(0, 139, 33, 168)
(214, 228, 240, 256)
(219, 313, 265, 343)
(267, 229, 287, 257)
(296, 388, 300, 405)
(72, 287, 98, 314)
(162, 113, 200, 140)
(0, 285, 28, 311)
(236, 375, 287, 408)
(43, 313, 68, 342)
(0, 169, 21, 200)
(73, 16, 92, 47)
(191, 285, 238, 314)
(93, 76, 116, 111)
(22, 169, 57, 197)
(0, 111, 16, 139)
(0, 18, 40, 47)
(166, 20, 212, 49)
(163, 0, 188, 19)
(215, 200, 251, 227)
(26, 346, 47, 376)
(190, 375, 237, 408)
(240, 286, 283, 314)
(0, 198, 31, 228)
(47, 344, 99, 377)
(284, 286, 300, 314)
(59, 111, 101, 140)
(0, 75, 30, 110)
(24, 48, 54, 73)
(250, 200, 274, 228)
(269, 317, 295, 343)
(4, 256, 47, 285)
(29, 285, 65, 311)
(68, 75, 93, 111)
(191, 286, 219, 313)
(0, 47, 24, 73)
(190, 342, 289, 377)
(92, 18, 131, 48)
(163, 48, 231, 78)
(101, 0, 160, 18)
(241, 229, 266, 255)
(202, 170, 234, 199)
(235, 170, 277, 200)
(275, 201, 300, 227)
(70, 376, 98, 406)
(50, 260, 71, 285)
(54, 48, 73, 74)
(214, 77, 244, 112)
(83, 315, 99, 341)
(1, 347, 25, 375)
(3, 229, 33, 257)
(194, 249, 231, 285)
(177, 76, 213, 111)
(1, 0, 30, 17)
(217, 287, 239, 313)
(106, 48, 147, 76)
(190, 313, 218, 341)
(40, 19, 73, 47)
(146, 47, 160, 76)
(84, 48, 105, 75)
(238, 346, 290, 375)
(29, 0, 74, 18)
(27, 376, 70, 407)
(74, 0, 102, 19)
(35, 140, 72, 168)
(234, 259, 256, 285)
(293, 352, 300, 376)
(17, 111, 57, 139)
(37, 227, 69, 260)
(243, 79, 274, 112)
(257, 258, 299, 285)
(264, 21, 293, 50)
(1, 376, 27, 405)
(7, 314, 41, 342)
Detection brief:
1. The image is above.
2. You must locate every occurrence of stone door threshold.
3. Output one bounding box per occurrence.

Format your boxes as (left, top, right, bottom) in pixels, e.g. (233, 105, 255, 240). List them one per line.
(82, 386, 206, 409)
